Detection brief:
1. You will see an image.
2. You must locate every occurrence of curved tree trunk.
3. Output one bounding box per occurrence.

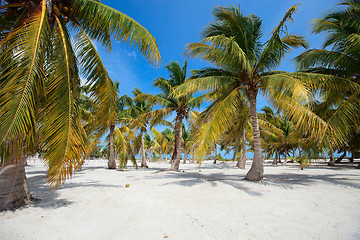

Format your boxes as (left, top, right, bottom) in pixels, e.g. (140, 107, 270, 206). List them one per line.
(335, 151, 347, 164)
(328, 151, 336, 166)
(245, 88, 263, 181)
(170, 114, 183, 171)
(140, 131, 148, 168)
(108, 124, 116, 169)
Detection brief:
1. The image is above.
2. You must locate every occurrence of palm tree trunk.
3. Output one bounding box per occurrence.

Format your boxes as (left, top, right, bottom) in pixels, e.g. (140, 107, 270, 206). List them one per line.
(183, 143, 187, 164)
(282, 148, 289, 166)
(239, 129, 247, 169)
(245, 88, 263, 181)
(273, 149, 278, 165)
(170, 114, 183, 171)
(293, 148, 296, 158)
(108, 124, 116, 169)
(350, 152, 354, 163)
(328, 151, 336, 166)
(213, 144, 217, 164)
(140, 131, 148, 168)
(0, 147, 31, 211)
(234, 136, 240, 166)
(335, 151, 346, 164)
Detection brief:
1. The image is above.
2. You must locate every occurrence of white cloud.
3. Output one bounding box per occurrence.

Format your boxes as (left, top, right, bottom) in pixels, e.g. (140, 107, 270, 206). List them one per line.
(125, 50, 137, 59)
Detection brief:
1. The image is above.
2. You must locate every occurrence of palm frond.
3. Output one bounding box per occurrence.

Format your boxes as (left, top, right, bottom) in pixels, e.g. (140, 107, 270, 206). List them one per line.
(41, 15, 86, 187)
(73, 0, 161, 65)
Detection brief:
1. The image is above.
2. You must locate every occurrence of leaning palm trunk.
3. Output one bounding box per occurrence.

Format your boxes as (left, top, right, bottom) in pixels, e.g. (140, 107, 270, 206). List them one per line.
(245, 89, 263, 181)
(108, 124, 116, 169)
(170, 114, 183, 171)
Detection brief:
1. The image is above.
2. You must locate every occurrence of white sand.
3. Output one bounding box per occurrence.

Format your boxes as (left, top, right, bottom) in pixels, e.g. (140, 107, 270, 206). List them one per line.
(1, 159, 360, 240)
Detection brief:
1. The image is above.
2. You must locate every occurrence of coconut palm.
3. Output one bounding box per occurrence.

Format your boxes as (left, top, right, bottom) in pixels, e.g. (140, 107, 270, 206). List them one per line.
(0, 0, 160, 210)
(175, 5, 314, 180)
(135, 60, 203, 171)
(259, 106, 304, 165)
(152, 127, 174, 161)
(296, 0, 360, 167)
(113, 125, 139, 170)
(182, 124, 192, 164)
(191, 85, 250, 168)
(122, 88, 172, 167)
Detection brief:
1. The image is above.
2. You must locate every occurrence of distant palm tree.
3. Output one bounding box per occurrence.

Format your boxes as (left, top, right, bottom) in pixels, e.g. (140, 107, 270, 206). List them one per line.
(136, 61, 203, 171)
(177, 5, 312, 180)
(151, 128, 174, 161)
(0, 0, 160, 210)
(259, 106, 303, 165)
(122, 88, 172, 168)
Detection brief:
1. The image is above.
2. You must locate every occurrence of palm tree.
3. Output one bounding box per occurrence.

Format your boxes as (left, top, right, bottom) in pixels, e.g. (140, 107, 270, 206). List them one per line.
(122, 88, 172, 168)
(176, 4, 312, 180)
(296, 0, 360, 167)
(182, 124, 191, 164)
(0, 0, 160, 210)
(152, 127, 174, 161)
(136, 60, 203, 171)
(258, 106, 303, 165)
(113, 125, 139, 170)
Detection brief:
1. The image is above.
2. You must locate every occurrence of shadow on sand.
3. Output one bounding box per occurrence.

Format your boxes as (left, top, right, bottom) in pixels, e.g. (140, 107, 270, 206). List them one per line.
(25, 164, 121, 210)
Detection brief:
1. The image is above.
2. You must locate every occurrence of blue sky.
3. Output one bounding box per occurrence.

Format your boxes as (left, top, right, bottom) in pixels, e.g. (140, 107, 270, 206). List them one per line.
(96, 0, 339, 157)
(98, 0, 338, 103)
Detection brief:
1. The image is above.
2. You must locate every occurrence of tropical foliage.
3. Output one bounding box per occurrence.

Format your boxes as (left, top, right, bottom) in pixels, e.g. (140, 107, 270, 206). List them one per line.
(296, 0, 360, 167)
(0, 0, 160, 188)
(135, 60, 203, 171)
(2, 0, 360, 212)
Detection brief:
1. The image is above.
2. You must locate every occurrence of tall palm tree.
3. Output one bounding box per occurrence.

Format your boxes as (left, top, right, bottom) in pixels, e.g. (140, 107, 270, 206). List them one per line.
(176, 5, 312, 180)
(136, 60, 203, 171)
(0, 0, 160, 210)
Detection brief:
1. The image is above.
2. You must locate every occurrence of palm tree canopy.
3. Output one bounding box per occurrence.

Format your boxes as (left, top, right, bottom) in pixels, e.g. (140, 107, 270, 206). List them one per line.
(0, 0, 161, 186)
(295, 0, 360, 150)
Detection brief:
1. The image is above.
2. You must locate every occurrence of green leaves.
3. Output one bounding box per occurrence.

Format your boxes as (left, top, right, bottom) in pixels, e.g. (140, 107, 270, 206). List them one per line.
(41, 15, 86, 187)
(0, 0, 49, 164)
(1, 0, 161, 186)
(73, 0, 161, 66)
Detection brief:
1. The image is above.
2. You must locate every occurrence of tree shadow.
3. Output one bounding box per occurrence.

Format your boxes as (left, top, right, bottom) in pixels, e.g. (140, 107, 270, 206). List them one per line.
(25, 165, 123, 210)
(148, 171, 263, 196)
(26, 174, 73, 209)
(263, 172, 360, 189)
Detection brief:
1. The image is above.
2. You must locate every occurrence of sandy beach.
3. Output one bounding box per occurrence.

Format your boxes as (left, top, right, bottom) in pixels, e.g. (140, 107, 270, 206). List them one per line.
(1, 159, 359, 240)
